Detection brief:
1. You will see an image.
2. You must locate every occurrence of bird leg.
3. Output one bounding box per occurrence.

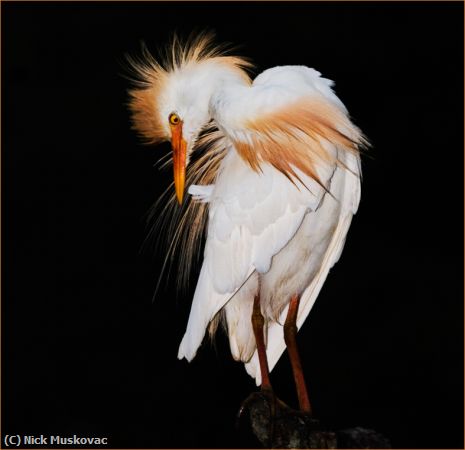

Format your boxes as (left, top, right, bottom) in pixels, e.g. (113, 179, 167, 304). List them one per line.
(252, 294, 272, 390)
(237, 294, 277, 430)
(251, 294, 278, 447)
(284, 294, 312, 414)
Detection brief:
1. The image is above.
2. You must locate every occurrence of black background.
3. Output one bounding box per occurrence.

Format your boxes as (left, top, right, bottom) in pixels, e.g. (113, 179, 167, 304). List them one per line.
(3, 2, 464, 448)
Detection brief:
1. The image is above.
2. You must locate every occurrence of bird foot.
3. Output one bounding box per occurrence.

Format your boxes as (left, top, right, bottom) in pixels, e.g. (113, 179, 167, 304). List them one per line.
(237, 387, 288, 423)
(237, 389, 333, 448)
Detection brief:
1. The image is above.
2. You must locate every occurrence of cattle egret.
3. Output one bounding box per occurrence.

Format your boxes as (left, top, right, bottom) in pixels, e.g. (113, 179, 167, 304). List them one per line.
(128, 32, 367, 413)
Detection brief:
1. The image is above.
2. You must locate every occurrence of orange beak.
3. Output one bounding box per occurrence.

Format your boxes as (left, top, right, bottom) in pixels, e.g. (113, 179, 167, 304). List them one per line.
(170, 123, 187, 205)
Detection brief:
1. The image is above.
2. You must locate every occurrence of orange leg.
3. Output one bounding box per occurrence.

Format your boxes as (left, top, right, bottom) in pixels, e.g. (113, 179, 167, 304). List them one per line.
(252, 294, 271, 390)
(284, 294, 312, 414)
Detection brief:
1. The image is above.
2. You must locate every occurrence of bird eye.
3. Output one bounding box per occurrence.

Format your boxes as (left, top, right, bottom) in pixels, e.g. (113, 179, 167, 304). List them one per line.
(169, 113, 180, 125)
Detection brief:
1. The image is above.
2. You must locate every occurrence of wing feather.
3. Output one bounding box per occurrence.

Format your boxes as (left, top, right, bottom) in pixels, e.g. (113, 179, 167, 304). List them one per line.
(178, 151, 330, 361)
(245, 151, 361, 384)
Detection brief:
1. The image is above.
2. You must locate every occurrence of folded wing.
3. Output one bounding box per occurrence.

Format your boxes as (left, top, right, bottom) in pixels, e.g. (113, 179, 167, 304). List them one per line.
(178, 66, 366, 366)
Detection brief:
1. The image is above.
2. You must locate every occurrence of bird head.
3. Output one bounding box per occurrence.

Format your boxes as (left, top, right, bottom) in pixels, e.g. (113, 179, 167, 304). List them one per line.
(128, 33, 252, 204)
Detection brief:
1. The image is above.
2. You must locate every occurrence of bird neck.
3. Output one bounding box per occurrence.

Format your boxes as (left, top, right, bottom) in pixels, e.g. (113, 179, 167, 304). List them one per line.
(209, 82, 249, 142)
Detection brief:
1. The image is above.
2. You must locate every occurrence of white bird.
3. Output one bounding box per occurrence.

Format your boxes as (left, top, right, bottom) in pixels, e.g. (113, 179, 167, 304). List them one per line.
(128, 32, 367, 413)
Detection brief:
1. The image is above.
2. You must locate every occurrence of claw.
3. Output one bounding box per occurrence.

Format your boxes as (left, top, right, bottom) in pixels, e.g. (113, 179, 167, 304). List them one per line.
(237, 388, 292, 448)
